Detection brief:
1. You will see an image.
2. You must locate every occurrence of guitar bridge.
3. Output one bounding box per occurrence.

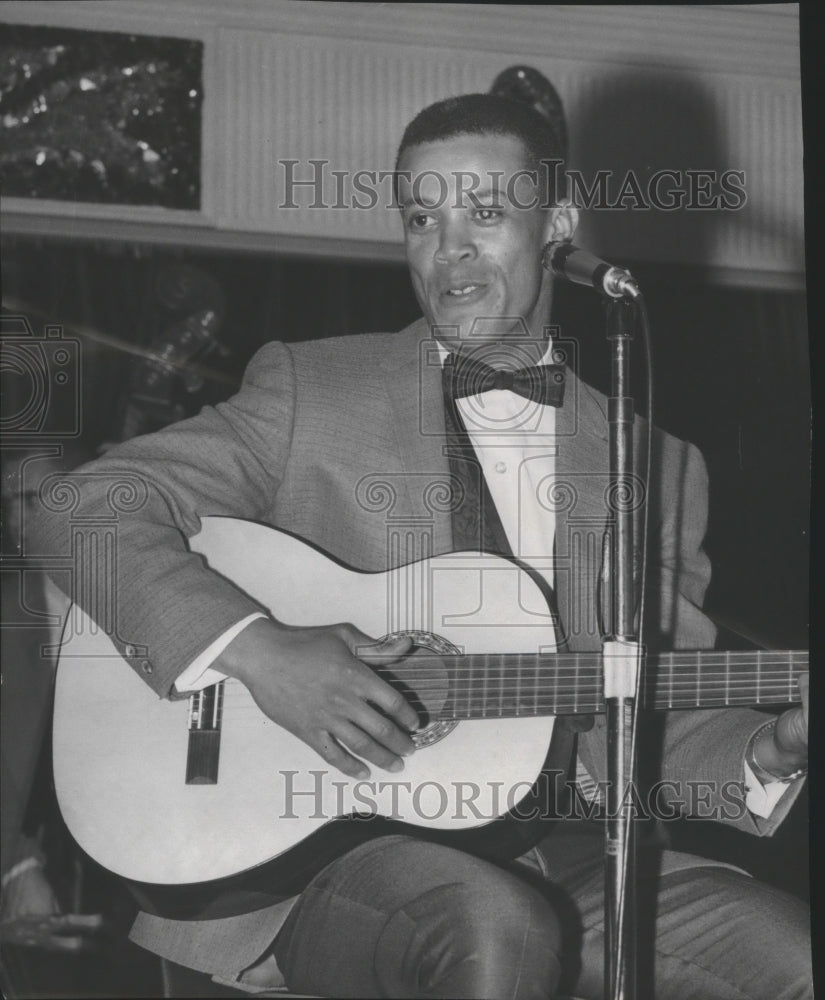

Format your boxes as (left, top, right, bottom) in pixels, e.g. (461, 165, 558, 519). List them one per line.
(185, 684, 224, 784)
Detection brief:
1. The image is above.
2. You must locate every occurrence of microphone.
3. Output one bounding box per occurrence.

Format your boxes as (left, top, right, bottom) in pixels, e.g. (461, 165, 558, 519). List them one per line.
(542, 241, 641, 300)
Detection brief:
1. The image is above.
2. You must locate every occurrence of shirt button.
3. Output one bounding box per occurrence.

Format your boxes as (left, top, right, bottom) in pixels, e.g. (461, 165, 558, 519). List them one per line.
(494, 461, 507, 474)
(124, 644, 136, 657)
(141, 661, 153, 674)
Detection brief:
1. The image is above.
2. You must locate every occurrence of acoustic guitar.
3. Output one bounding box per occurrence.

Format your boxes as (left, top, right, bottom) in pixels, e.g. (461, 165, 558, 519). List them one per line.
(52, 517, 806, 912)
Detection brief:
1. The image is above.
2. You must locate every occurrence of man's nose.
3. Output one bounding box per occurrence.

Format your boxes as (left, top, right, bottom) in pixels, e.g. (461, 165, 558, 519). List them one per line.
(434, 222, 477, 264)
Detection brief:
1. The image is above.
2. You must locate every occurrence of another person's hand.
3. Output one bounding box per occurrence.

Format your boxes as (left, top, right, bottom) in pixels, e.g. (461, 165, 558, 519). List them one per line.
(217, 618, 420, 779)
(0, 849, 104, 952)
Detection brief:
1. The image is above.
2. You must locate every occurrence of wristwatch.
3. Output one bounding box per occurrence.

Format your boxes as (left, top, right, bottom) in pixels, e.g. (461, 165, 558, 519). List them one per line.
(745, 718, 808, 783)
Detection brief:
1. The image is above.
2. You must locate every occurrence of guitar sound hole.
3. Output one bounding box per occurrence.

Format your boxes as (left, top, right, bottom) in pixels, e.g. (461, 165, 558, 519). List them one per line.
(376, 629, 459, 750)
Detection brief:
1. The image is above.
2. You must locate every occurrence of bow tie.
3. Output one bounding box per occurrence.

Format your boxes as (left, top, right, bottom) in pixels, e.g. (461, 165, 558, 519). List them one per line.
(445, 355, 566, 406)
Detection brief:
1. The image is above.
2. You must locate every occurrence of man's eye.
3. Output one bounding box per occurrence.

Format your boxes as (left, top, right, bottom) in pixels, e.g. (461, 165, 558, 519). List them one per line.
(474, 207, 503, 223)
(406, 212, 436, 231)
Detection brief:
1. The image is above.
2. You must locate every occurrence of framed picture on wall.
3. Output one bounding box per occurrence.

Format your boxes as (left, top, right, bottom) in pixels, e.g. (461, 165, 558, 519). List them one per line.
(0, 23, 204, 214)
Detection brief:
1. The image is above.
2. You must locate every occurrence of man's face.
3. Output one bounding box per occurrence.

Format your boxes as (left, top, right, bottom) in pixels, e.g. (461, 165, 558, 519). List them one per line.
(397, 133, 555, 353)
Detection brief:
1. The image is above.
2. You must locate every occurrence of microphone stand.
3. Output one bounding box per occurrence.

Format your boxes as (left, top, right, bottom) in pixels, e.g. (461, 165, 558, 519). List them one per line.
(540, 237, 646, 998)
(602, 296, 643, 1000)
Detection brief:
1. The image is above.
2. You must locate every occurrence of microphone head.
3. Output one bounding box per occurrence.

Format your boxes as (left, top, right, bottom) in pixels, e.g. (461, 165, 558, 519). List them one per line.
(540, 240, 641, 299)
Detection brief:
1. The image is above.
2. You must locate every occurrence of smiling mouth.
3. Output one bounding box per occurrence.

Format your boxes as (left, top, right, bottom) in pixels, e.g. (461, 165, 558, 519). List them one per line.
(443, 283, 485, 298)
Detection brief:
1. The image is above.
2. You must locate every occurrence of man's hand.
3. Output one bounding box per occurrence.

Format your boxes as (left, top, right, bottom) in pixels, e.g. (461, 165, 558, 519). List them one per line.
(216, 618, 420, 779)
(774, 671, 809, 757)
(753, 672, 808, 778)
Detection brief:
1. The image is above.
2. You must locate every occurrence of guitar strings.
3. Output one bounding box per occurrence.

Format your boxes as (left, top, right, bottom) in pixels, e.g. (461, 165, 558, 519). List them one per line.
(217, 666, 802, 718)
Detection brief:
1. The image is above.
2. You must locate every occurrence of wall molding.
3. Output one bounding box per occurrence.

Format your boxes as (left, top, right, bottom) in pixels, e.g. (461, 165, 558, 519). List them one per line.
(1, 208, 805, 293)
(0, 3, 801, 80)
(1, 2, 805, 283)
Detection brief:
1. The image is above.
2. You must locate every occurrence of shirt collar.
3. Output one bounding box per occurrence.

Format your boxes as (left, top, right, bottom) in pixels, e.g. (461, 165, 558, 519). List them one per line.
(435, 337, 556, 370)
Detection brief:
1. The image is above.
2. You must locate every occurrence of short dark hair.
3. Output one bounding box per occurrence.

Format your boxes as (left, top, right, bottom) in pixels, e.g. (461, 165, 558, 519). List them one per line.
(394, 93, 565, 204)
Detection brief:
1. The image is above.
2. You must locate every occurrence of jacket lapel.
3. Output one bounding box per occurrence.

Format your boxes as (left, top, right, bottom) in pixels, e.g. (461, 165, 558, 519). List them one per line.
(380, 326, 612, 646)
(380, 319, 453, 557)
(554, 370, 612, 652)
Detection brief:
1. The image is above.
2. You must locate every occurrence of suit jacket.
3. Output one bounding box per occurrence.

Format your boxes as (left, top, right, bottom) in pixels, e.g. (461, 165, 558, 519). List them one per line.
(34, 318, 800, 976)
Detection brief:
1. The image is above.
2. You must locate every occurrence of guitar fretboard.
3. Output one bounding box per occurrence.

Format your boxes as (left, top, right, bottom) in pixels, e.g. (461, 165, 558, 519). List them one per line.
(380, 649, 807, 721)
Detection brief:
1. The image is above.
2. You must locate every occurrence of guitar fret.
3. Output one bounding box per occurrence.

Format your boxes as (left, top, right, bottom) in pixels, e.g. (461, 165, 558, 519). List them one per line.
(573, 653, 579, 713)
(695, 649, 701, 705)
(465, 653, 474, 719)
(498, 654, 505, 717)
(756, 650, 762, 704)
(505, 653, 524, 716)
(725, 649, 730, 706)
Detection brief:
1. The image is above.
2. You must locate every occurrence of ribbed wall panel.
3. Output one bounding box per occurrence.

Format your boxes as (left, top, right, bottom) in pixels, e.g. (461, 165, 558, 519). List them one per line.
(215, 28, 803, 274)
(568, 69, 805, 273)
(8, 3, 799, 82)
(218, 30, 488, 241)
(0, 1, 803, 276)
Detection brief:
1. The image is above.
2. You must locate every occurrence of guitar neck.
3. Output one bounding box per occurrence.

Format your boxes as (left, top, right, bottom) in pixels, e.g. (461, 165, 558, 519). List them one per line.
(384, 649, 808, 721)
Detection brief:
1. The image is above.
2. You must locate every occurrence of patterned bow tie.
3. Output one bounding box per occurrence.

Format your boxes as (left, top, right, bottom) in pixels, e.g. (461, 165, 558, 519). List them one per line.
(445, 354, 566, 406)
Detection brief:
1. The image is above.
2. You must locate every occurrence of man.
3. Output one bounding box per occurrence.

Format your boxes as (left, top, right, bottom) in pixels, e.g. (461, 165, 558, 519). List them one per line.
(34, 95, 811, 998)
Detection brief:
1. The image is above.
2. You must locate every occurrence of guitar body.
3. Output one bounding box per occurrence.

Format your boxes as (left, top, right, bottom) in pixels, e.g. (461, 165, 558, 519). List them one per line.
(53, 517, 560, 892)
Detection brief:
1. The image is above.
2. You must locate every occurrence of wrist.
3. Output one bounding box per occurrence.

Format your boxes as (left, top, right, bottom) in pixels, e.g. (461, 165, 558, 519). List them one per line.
(746, 719, 807, 783)
(215, 617, 285, 685)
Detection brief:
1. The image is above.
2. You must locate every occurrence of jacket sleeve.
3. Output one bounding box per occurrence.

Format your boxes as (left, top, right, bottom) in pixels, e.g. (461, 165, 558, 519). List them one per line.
(581, 431, 804, 834)
(644, 434, 804, 833)
(31, 341, 296, 697)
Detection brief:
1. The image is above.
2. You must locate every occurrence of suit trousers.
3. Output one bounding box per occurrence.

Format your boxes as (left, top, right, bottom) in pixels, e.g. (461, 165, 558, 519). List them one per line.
(268, 825, 813, 1000)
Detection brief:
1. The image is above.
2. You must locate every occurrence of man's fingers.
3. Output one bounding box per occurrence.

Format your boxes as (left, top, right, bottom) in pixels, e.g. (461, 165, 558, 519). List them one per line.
(798, 672, 809, 724)
(312, 721, 407, 780)
(335, 627, 420, 732)
(46, 935, 90, 953)
(242, 623, 423, 778)
(776, 705, 808, 756)
(359, 633, 415, 665)
(359, 673, 421, 734)
(49, 913, 104, 932)
(339, 624, 413, 664)
(313, 731, 371, 780)
(335, 721, 407, 774)
(349, 701, 416, 759)
(0, 913, 104, 952)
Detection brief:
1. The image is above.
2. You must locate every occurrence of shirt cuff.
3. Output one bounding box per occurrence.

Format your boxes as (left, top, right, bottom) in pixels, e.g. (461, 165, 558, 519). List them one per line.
(743, 760, 794, 819)
(174, 613, 266, 692)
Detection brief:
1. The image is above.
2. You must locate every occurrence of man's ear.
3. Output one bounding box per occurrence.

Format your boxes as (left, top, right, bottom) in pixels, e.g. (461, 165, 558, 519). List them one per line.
(545, 201, 579, 243)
